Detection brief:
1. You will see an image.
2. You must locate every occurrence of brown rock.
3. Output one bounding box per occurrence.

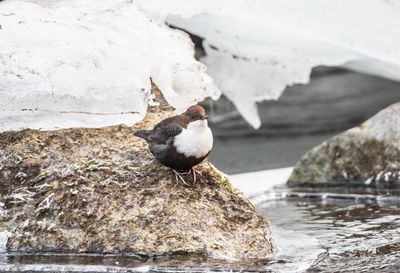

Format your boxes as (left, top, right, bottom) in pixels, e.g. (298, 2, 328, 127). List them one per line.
(0, 84, 274, 259)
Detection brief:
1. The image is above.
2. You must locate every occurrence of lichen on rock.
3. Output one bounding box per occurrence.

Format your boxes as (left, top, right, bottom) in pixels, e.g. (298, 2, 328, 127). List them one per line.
(288, 102, 400, 188)
(0, 84, 273, 259)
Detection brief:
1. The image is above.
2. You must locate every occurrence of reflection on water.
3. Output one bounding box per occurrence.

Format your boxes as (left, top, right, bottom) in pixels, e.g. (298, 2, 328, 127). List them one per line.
(1, 187, 400, 272)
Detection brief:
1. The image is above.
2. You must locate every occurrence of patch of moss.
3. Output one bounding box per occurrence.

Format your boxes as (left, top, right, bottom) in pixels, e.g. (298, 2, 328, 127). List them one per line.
(207, 162, 256, 209)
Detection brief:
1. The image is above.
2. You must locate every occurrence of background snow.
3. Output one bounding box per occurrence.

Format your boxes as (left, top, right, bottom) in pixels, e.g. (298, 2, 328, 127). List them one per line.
(1, 0, 400, 131)
(0, 0, 219, 131)
(138, 0, 400, 128)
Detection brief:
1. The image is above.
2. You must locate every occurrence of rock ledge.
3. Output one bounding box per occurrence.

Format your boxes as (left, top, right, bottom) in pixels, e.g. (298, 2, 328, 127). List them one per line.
(0, 87, 273, 259)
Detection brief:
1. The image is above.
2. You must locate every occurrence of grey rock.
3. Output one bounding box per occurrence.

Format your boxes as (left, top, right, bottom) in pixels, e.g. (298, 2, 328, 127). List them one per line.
(288, 102, 400, 187)
(0, 85, 273, 259)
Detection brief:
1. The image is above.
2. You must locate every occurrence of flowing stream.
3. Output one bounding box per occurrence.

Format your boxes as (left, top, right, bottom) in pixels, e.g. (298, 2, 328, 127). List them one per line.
(1, 184, 400, 272)
(256, 186, 400, 272)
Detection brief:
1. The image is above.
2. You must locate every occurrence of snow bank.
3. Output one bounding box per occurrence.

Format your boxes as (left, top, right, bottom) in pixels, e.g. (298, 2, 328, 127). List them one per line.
(230, 167, 293, 197)
(2, 0, 399, 131)
(138, 0, 400, 128)
(0, 0, 219, 131)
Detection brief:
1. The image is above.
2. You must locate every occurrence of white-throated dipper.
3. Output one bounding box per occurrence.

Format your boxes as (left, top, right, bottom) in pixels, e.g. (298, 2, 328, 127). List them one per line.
(134, 105, 213, 184)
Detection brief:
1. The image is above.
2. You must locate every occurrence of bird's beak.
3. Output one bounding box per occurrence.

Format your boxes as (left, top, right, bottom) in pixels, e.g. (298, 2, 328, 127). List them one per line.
(203, 115, 209, 120)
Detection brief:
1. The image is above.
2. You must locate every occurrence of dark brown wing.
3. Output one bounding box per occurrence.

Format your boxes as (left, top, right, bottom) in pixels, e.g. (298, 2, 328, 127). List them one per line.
(135, 114, 188, 144)
(153, 115, 188, 130)
(144, 122, 182, 144)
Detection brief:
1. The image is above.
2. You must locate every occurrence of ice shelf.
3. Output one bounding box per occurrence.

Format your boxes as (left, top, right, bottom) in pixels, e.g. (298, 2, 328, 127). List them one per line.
(138, 0, 400, 128)
(2, 0, 400, 130)
(0, 0, 219, 131)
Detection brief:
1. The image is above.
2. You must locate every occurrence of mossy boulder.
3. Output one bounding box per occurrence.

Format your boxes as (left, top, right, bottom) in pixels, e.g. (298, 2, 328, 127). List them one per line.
(0, 86, 274, 259)
(288, 102, 400, 187)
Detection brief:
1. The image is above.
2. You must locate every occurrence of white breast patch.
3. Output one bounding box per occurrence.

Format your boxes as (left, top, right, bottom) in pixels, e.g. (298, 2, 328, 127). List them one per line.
(173, 120, 213, 158)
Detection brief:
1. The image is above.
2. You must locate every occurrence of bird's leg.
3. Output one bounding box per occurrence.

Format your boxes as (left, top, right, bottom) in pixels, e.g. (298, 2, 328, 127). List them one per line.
(195, 168, 202, 177)
(173, 169, 189, 186)
(189, 168, 196, 183)
(193, 167, 203, 180)
(188, 167, 203, 184)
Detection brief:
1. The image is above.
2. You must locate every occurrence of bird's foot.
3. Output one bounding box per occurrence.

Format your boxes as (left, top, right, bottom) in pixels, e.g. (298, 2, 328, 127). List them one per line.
(188, 168, 202, 184)
(173, 170, 189, 186)
(172, 168, 203, 185)
(188, 168, 196, 183)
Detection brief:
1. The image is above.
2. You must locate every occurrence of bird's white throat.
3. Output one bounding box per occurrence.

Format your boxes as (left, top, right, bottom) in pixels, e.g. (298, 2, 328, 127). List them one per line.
(173, 119, 213, 158)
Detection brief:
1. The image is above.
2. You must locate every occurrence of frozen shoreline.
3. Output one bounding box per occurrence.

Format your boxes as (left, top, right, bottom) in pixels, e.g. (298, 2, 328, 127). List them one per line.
(230, 167, 293, 197)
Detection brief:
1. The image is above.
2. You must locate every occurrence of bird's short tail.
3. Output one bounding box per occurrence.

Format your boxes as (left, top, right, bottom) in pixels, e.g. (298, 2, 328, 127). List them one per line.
(134, 130, 152, 141)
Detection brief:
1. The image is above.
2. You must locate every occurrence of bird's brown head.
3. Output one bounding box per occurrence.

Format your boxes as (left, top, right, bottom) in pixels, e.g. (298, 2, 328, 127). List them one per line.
(183, 105, 208, 121)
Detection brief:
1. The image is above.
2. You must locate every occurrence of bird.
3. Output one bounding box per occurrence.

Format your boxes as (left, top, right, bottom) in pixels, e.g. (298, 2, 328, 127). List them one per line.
(134, 105, 213, 185)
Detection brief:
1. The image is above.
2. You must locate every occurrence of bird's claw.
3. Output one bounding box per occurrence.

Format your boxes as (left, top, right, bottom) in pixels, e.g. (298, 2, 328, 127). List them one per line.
(173, 170, 189, 185)
(173, 168, 201, 185)
(188, 168, 202, 184)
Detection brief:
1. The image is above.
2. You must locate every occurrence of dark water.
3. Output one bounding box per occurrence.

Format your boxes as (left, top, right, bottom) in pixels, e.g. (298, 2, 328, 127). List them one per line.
(1, 186, 400, 273)
(210, 134, 333, 174)
(255, 187, 400, 272)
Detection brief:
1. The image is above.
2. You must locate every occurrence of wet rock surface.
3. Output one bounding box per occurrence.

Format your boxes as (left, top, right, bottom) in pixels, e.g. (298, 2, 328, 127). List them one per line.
(288, 102, 400, 187)
(0, 87, 273, 259)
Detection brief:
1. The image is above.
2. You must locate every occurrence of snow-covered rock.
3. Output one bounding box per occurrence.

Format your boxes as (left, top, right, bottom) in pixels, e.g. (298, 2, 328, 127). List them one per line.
(138, 0, 400, 128)
(0, 0, 219, 131)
